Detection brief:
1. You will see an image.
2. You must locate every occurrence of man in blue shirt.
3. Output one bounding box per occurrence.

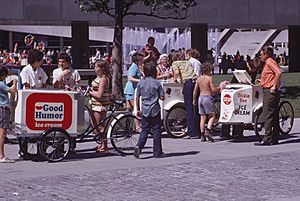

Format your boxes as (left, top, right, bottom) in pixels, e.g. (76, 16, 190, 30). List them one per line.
(134, 61, 165, 158)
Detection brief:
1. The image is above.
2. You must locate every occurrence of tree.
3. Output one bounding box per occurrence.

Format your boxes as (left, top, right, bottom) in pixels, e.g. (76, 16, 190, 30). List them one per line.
(75, 0, 197, 98)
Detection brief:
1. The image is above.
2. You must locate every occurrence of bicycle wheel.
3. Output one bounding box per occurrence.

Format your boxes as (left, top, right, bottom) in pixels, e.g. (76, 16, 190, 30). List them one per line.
(279, 101, 294, 135)
(164, 105, 187, 138)
(110, 114, 140, 155)
(254, 109, 265, 141)
(77, 105, 93, 135)
(39, 128, 71, 162)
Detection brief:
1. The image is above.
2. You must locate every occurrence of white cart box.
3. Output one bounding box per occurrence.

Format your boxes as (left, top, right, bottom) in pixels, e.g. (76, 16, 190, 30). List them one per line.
(219, 70, 263, 124)
(15, 89, 84, 136)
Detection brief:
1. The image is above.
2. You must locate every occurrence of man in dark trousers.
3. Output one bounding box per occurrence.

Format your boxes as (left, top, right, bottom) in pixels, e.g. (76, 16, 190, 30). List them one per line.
(255, 46, 281, 146)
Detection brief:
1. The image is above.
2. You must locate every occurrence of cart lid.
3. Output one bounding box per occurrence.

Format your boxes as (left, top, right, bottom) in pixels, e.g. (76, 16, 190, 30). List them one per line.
(233, 70, 252, 84)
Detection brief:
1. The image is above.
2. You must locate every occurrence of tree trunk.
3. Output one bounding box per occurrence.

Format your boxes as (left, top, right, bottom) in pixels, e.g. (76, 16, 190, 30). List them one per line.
(111, 1, 123, 98)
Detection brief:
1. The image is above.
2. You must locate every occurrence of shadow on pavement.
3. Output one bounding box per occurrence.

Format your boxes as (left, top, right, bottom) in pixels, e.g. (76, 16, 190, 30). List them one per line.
(139, 151, 199, 159)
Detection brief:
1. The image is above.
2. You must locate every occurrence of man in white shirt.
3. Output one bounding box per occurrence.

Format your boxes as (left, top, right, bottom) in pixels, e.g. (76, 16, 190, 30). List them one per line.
(20, 49, 48, 89)
(53, 52, 81, 89)
(186, 49, 201, 77)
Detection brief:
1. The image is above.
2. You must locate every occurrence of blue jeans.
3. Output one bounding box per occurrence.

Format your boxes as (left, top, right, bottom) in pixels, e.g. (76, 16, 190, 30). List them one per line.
(183, 79, 199, 137)
(137, 113, 163, 157)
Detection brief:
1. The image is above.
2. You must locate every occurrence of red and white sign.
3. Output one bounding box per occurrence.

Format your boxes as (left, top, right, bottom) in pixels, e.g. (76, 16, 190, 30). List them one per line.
(223, 94, 232, 105)
(26, 93, 73, 130)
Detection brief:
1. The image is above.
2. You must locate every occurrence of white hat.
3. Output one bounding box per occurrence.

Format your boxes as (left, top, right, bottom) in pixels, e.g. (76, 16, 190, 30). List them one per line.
(159, 54, 168, 61)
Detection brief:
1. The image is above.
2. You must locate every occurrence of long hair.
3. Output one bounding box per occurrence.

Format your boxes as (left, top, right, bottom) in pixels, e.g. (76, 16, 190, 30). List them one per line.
(95, 60, 110, 78)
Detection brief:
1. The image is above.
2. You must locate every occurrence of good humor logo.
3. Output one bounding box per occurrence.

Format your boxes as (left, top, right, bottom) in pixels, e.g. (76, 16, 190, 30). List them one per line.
(35, 102, 64, 121)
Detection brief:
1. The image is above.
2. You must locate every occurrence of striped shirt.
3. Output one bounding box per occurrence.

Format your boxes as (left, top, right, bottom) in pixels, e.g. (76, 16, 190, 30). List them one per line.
(90, 76, 112, 107)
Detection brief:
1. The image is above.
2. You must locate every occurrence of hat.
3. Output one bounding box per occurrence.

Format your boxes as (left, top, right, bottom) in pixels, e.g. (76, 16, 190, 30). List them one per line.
(104, 53, 110, 57)
(159, 54, 168, 61)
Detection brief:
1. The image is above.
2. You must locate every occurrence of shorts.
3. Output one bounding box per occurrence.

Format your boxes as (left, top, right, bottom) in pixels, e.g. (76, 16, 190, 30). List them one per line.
(0, 106, 10, 129)
(91, 104, 109, 112)
(198, 96, 215, 115)
(124, 94, 135, 101)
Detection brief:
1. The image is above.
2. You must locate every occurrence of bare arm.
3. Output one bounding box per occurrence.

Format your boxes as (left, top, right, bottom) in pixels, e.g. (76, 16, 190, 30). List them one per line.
(128, 76, 140, 83)
(8, 80, 17, 93)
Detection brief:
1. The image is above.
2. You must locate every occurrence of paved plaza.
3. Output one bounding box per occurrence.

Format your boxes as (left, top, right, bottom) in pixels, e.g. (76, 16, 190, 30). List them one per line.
(0, 119, 300, 201)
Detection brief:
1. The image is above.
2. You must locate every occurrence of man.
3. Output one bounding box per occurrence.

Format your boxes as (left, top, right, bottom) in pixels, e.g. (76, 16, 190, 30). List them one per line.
(255, 46, 281, 146)
(141, 37, 160, 63)
(20, 49, 48, 89)
(53, 52, 81, 89)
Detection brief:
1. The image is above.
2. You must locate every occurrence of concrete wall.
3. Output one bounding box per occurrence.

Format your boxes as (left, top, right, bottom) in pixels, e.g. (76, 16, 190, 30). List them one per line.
(0, 0, 300, 28)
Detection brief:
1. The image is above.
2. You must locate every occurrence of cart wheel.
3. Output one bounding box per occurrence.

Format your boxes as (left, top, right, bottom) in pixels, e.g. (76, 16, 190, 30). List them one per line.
(39, 128, 71, 162)
(254, 109, 265, 141)
(279, 101, 294, 135)
(164, 105, 187, 138)
(110, 114, 140, 155)
(18, 137, 40, 157)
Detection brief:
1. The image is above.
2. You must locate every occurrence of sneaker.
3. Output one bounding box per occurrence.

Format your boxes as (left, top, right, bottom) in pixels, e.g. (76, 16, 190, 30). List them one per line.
(134, 146, 140, 158)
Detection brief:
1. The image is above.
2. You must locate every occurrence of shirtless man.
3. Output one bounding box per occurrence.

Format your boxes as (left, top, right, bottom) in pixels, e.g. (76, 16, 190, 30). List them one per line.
(193, 62, 227, 142)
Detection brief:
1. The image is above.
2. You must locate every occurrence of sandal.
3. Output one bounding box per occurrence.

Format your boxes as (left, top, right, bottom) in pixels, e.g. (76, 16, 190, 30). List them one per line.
(95, 144, 108, 153)
(0, 157, 15, 163)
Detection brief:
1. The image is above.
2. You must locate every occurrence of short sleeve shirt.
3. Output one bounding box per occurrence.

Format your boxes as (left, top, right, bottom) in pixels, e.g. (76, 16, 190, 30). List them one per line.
(189, 57, 201, 77)
(20, 64, 48, 89)
(136, 77, 165, 117)
(260, 58, 281, 88)
(52, 67, 81, 88)
(0, 81, 10, 106)
(124, 63, 141, 95)
(172, 61, 196, 83)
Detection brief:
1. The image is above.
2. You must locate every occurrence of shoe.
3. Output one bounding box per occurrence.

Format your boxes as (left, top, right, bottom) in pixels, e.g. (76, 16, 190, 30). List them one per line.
(134, 146, 140, 158)
(204, 129, 214, 142)
(254, 141, 276, 146)
(96, 144, 108, 153)
(0, 157, 15, 163)
(200, 134, 207, 142)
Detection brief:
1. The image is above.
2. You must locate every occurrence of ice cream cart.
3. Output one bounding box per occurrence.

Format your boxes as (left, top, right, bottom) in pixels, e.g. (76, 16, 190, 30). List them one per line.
(219, 70, 294, 140)
(12, 89, 140, 162)
(160, 80, 186, 138)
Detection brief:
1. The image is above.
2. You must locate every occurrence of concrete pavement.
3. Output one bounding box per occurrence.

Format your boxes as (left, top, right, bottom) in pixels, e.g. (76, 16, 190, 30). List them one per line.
(0, 119, 300, 201)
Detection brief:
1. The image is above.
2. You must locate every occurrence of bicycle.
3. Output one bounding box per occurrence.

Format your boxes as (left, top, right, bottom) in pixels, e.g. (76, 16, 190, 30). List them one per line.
(17, 88, 140, 162)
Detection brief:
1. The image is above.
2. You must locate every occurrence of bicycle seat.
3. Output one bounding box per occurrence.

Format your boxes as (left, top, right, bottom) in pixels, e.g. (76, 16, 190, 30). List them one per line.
(111, 99, 126, 106)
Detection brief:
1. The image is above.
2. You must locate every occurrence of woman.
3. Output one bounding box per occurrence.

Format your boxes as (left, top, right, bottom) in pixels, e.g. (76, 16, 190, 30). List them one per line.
(156, 54, 173, 80)
(89, 60, 112, 152)
(124, 52, 143, 111)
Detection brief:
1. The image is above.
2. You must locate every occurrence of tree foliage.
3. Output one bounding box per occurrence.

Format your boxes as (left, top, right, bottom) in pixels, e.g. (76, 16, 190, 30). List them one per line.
(76, 0, 197, 19)
(75, 0, 197, 97)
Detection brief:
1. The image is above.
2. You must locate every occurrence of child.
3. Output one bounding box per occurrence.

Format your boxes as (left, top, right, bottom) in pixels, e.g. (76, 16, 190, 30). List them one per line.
(0, 66, 17, 163)
(134, 61, 165, 158)
(193, 62, 226, 142)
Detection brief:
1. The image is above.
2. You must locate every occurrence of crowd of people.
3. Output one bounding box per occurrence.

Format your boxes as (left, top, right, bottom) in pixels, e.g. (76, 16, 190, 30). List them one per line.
(0, 36, 283, 162)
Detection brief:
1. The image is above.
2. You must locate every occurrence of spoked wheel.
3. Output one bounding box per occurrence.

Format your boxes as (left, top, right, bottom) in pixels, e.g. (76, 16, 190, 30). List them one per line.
(39, 128, 71, 162)
(164, 105, 187, 138)
(279, 101, 294, 135)
(77, 105, 93, 135)
(18, 137, 40, 157)
(110, 114, 140, 155)
(254, 109, 265, 141)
